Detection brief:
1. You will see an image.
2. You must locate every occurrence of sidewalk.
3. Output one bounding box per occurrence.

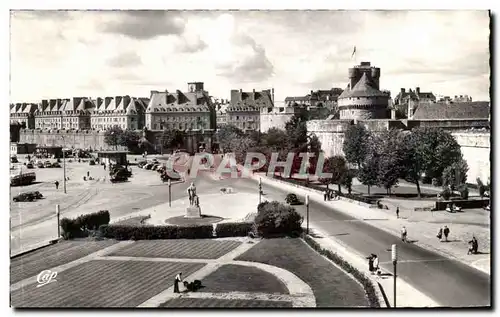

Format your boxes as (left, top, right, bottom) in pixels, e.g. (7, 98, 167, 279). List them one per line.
(306, 227, 439, 307)
(252, 172, 490, 275)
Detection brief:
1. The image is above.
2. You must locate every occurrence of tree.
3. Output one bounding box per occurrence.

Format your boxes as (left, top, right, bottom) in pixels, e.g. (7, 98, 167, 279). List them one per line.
(262, 128, 289, 149)
(322, 155, 348, 193)
(104, 126, 124, 149)
(342, 169, 354, 194)
(375, 130, 407, 194)
(160, 129, 185, 152)
(401, 131, 424, 197)
(411, 128, 462, 181)
(358, 154, 379, 195)
(230, 136, 257, 164)
(343, 123, 371, 168)
(121, 129, 141, 153)
(285, 114, 308, 149)
(442, 158, 469, 191)
(217, 125, 244, 153)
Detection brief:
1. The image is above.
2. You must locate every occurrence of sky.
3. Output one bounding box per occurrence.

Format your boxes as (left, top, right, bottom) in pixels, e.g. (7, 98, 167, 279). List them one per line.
(9, 10, 491, 103)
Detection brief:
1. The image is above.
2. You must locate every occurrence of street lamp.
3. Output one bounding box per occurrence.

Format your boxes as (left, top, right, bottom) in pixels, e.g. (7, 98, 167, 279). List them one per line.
(61, 135, 67, 194)
(259, 177, 262, 204)
(168, 178, 172, 207)
(392, 244, 398, 308)
(305, 195, 310, 234)
(56, 204, 61, 238)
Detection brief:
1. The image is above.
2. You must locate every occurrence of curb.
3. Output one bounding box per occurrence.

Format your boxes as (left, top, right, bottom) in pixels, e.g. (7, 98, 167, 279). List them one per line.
(11, 239, 60, 259)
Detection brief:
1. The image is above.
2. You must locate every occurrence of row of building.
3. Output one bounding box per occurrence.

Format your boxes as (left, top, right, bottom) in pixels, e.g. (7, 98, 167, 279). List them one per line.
(10, 62, 489, 134)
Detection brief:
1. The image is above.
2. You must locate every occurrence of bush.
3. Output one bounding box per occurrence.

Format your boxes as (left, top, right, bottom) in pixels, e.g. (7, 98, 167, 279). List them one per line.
(302, 234, 380, 308)
(61, 210, 111, 240)
(254, 201, 303, 238)
(215, 222, 253, 237)
(101, 224, 213, 240)
(440, 187, 452, 200)
(457, 184, 469, 200)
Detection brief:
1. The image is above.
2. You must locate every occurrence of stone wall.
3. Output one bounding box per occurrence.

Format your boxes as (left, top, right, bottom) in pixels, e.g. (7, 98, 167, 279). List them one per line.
(260, 113, 295, 133)
(307, 119, 491, 183)
(20, 129, 109, 150)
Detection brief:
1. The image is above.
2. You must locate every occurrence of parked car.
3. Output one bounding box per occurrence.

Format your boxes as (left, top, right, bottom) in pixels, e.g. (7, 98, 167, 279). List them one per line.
(52, 162, 61, 168)
(13, 192, 35, 202)
(89, 160, 96, 166)
(161, 170, 181, 182)
(152, 164, 160, 171)
(26, 162, 34, 169)
(37, 162, 44, 168)
(26, 191, 43, 199)
(144, 163, 154, 170)
(44, 161, 52, 168)
(11, 156, 18, 163)
(285, 193, 302, 205)
(137, 161, 147, 168)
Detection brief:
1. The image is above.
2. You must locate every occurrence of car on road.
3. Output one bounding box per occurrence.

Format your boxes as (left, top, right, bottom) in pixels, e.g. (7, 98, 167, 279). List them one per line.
(137, 161, 147, 168)
(89, 160, 96, 166)
(13, 192, 38, 202)
(26, 162, 34, 169)
(285, 193, 302, 205)
(44, 161, 52, 168)
(52, 162, 61, 168)
(26, 191, 43, 199)
(144, 163, 154, 170)
(36, 162, 44, 168)
(152, 164, 160, 171)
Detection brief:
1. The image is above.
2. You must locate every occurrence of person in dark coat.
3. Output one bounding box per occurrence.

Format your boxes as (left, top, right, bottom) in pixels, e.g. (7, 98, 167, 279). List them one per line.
(55, 181, 59, 190)
(367, 255, 374, 273)
(443, 226, 450, 242)
(173, 272, 183, 293)
(396, 207, 400, 219)
(437, 227, 443, 241)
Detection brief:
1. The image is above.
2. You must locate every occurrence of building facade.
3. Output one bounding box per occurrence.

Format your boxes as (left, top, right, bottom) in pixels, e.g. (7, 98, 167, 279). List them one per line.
(225, 89, 274, 132)
(145, 82, 215, 131)
(10, 103, 37, 129)
(90, 96, 148, 131)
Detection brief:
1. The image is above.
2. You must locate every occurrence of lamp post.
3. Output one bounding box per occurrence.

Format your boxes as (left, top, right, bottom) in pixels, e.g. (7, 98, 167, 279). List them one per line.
(56, 204, 61, 238)
(259, 177, 262, 204)
(168, 178, 172, 207)
(392, 244, 398, 308)
(306, 195, 310, 234)
(61, 135, 67, 194)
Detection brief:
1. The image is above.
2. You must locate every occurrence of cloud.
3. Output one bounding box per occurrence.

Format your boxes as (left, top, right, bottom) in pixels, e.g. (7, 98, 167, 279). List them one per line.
(101, 10, 185, 40)
(175, 35, 208, 53)
(107, 51, 142, 67)
(10, 10, 72, 21)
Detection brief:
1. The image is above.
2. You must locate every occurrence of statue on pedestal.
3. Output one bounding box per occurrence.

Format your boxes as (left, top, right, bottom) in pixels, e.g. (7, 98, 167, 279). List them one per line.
(187, 182, 199, 207)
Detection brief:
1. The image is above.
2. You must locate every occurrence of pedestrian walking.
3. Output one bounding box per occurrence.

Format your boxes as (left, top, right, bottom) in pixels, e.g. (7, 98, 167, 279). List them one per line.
(54, 181, 59, 190)
(87, 171, 90, 177)
(324, 191, 327, 201)
(104, 164, 106, 171)
(396, 207, 400, 219)
(443, 226, 450, 242)
(372, 254, 380, 275)
(367, 254, 374, 273)
(401, 226, 408, 243)
(437, 227, 443, 241)
(173, 272, 183, 293)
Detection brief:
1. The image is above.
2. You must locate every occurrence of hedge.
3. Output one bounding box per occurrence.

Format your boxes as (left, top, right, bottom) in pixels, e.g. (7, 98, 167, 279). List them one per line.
(100, 224, 214, 240)
(301, 234, 380, 308)
(215, 222, 254, 237)
(273, 175, 376, 205)
(61, 210, 111, 239)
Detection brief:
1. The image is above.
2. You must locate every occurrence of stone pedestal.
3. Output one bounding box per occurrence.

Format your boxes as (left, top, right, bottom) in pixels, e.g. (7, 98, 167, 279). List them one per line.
(185, 206, 202, 218)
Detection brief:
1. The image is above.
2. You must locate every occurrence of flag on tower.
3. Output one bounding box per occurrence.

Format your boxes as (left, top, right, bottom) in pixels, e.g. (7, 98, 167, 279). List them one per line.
(351, 46, 356, 58)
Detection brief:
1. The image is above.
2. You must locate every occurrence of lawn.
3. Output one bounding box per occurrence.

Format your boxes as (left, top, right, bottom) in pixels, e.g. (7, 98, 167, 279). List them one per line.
(106, 239, 241, 259)
(10, 239, 118, 284)
(236, 238, 369, 307)
(159, 298, 292, 308)
(11, 260, 205, 308)
(201, 264, 289, 294)
(113, 216, 150, 226)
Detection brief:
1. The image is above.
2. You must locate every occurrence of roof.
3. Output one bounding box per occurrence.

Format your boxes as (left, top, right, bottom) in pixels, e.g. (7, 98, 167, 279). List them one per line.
(395, 89, 436, 104)
(412, 101, 490, 120)
(146, 90, 211, 113)
(227, 90, 273, 111)
(285, 96, 310, 102)
(339, 73, 388, 99)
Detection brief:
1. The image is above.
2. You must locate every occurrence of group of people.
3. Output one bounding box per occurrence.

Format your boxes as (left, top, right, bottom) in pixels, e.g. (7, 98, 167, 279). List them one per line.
(437, 226, 451, 242)
(323, 189, 338, 201)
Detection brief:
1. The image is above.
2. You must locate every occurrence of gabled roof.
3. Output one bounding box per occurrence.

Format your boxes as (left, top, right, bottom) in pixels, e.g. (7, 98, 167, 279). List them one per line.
(227, 90, 273, 111)
(146, 90, 211, 113)
(412, 101, 490, 120)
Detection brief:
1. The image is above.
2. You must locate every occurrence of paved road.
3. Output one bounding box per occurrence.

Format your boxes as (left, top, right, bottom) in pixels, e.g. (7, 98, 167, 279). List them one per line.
(210, 174, 491, 307)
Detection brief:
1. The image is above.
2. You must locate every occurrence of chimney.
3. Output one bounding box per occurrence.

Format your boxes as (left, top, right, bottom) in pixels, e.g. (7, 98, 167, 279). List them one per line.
(391, 108, 396, 120)
(408, 98, 414, 119)
(271, 88, 275, 104)
(416, 87, 420, 94)
(401, 88, 405, 94)
(239, 89, 243, 102)
(310, 90, 313, 95)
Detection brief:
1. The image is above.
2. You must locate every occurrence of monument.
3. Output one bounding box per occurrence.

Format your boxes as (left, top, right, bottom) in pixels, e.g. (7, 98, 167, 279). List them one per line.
(186, 182, 202, 218)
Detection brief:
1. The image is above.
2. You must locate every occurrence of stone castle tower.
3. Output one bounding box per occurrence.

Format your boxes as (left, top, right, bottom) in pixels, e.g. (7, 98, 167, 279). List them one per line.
(337, 62, 390, 120)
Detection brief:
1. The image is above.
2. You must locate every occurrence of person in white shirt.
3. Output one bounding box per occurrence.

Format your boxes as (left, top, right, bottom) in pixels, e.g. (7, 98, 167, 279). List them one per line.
(401, 226, 408, 242)
(372, 254, 380, 275)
